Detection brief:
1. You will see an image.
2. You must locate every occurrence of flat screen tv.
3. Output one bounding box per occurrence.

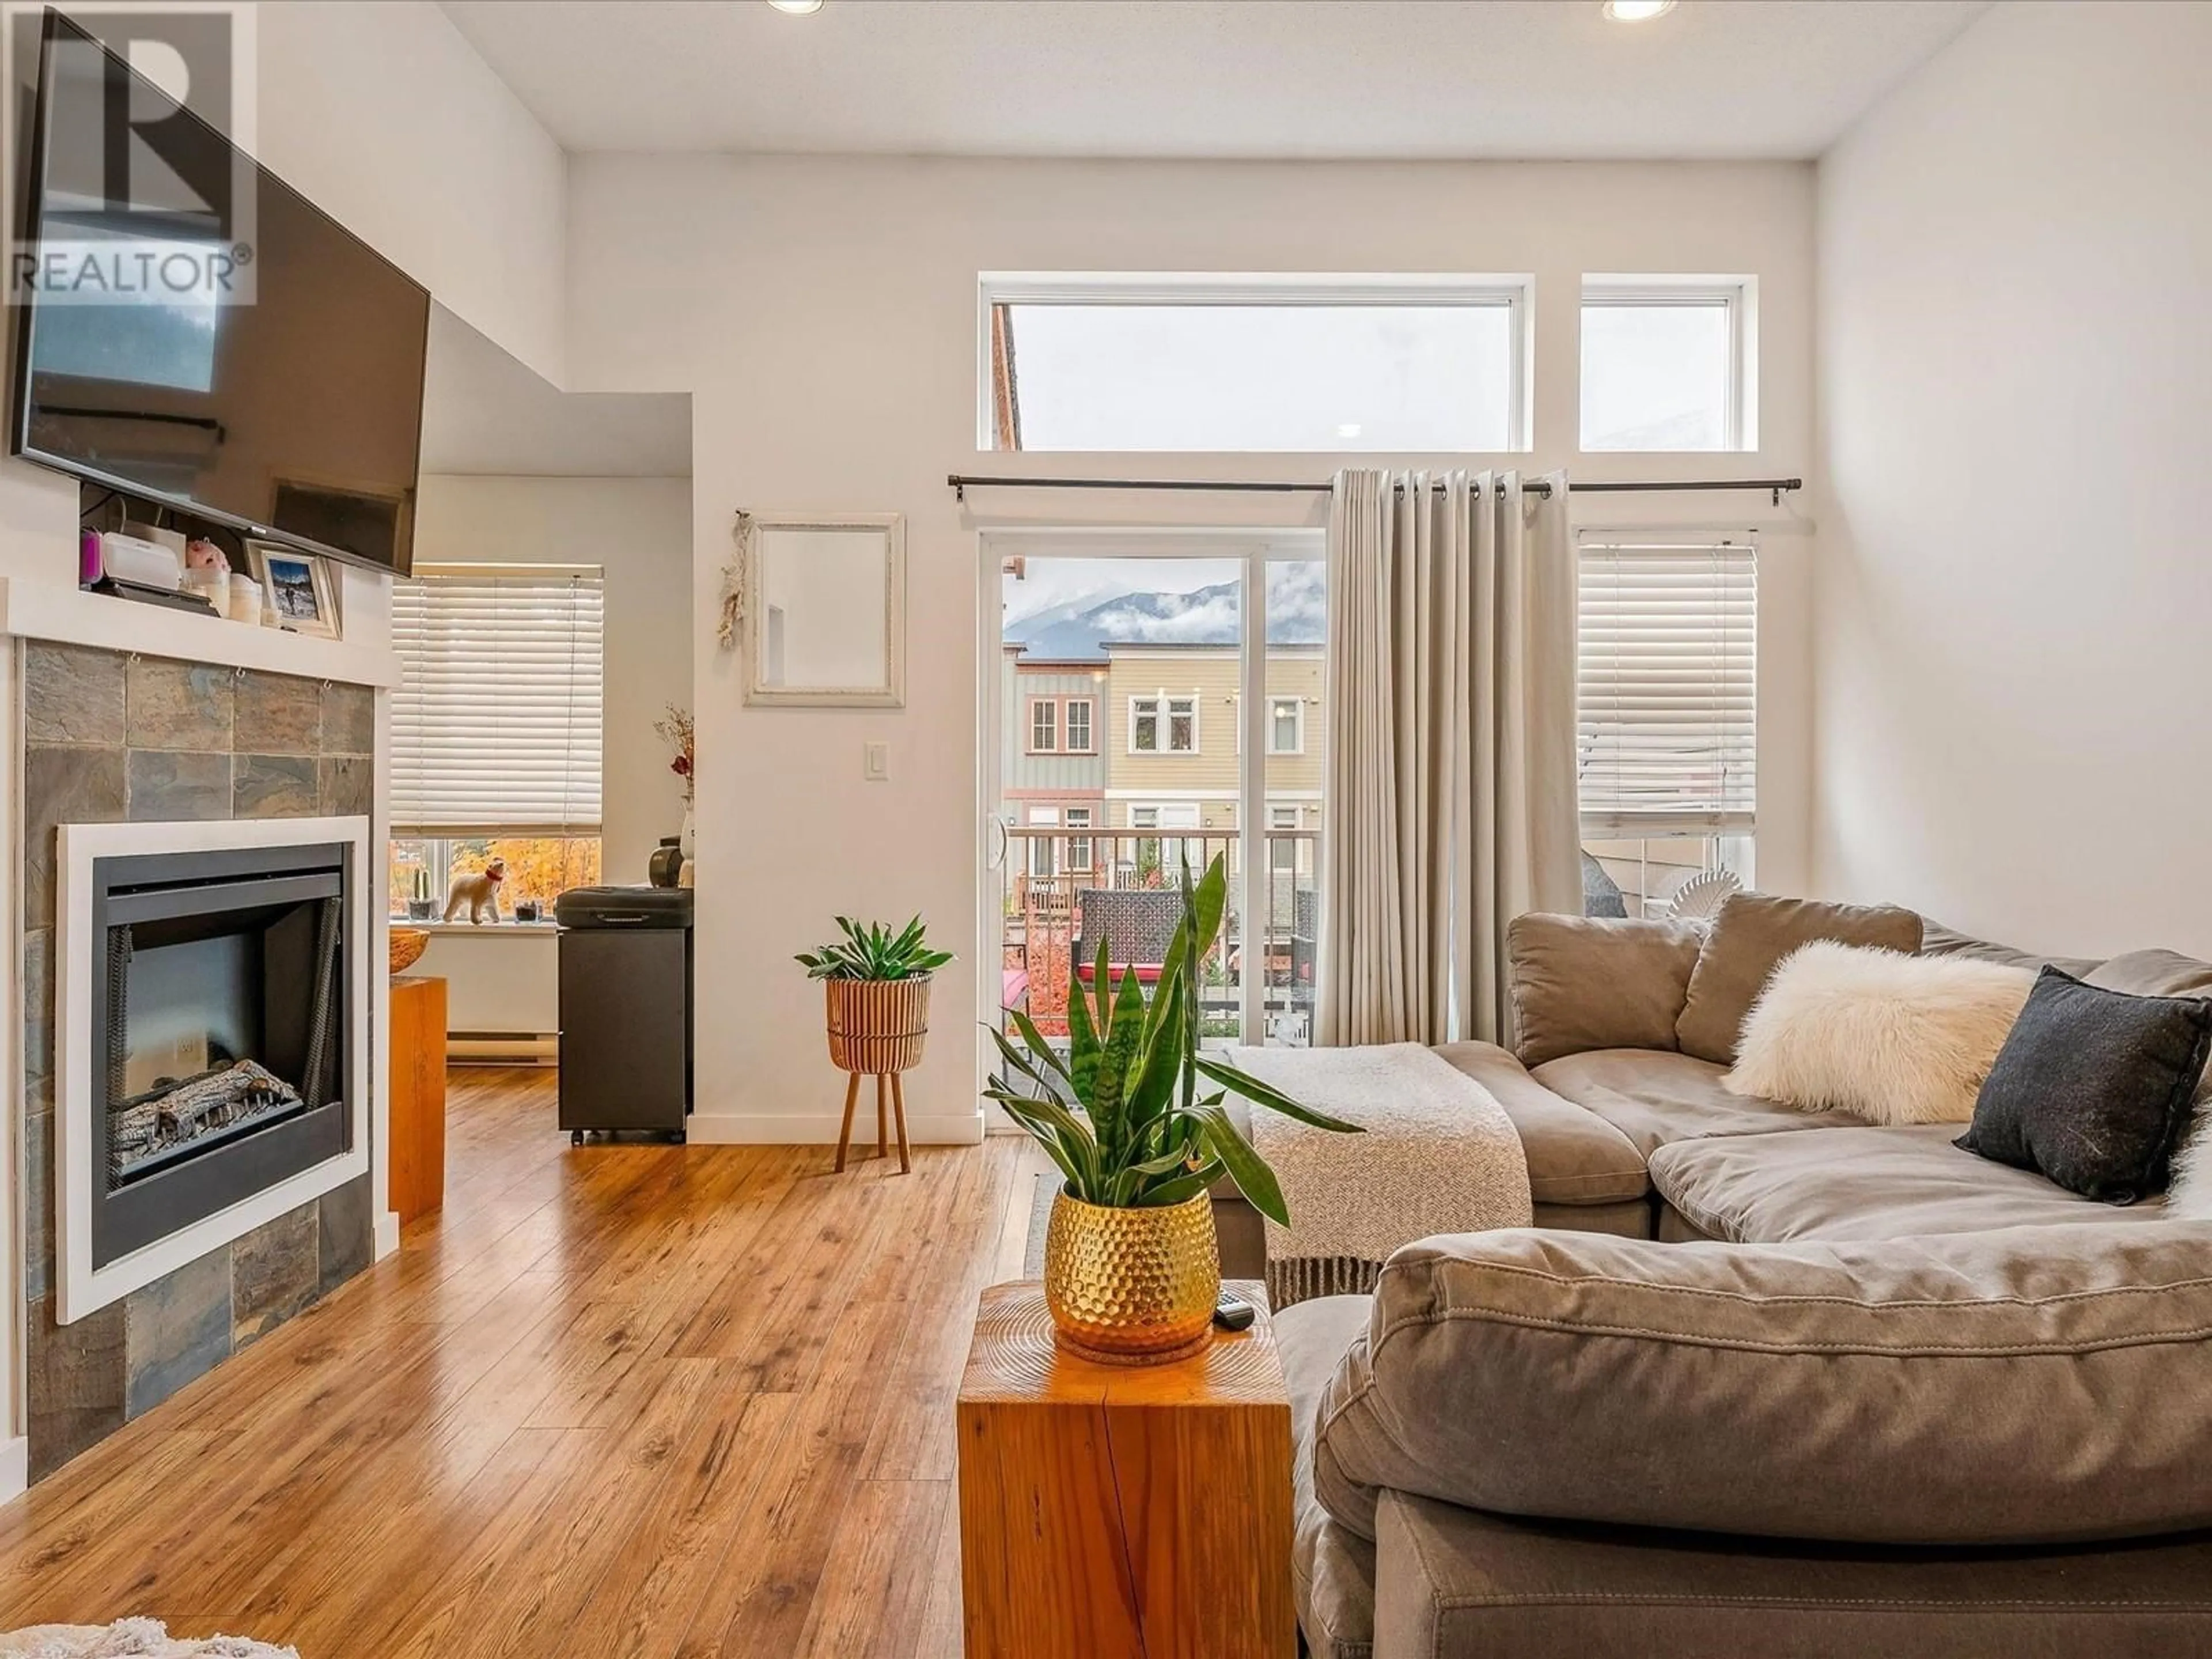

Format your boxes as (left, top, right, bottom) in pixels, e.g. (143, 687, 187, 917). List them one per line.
(9, 10, 429, 574)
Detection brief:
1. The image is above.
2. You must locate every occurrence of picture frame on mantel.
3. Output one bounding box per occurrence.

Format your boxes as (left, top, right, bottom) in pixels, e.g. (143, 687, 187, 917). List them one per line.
(744, 512, 906, 708)
(247, 542, 342, 639)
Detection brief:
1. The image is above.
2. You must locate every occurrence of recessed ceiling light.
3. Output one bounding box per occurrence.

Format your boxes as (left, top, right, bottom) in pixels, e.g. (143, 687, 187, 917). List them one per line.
(766, 0, 824, 13)
(1603, 0, 1677, 20)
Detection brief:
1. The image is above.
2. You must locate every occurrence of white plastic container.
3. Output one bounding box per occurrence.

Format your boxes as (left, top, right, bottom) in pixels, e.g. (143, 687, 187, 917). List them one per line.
(228, 574, 262, 626)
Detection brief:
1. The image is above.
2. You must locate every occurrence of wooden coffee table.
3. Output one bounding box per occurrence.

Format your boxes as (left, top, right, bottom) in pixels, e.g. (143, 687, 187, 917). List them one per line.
(956, 1279, 1296, 1659)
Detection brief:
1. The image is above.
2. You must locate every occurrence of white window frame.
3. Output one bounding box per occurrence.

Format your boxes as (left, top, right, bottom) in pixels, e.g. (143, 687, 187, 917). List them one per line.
(1128, 692, 1199, 755)
(978, 273, 1535, 452)
(1063, 697, 1094, 754)
(1268, 697, 1305, 756)
(1028, 697, 1058, 753)
(1580, 275, 1758, 453)
(1063, 805, 1093, 872)
(1026, 805, 1059, 878)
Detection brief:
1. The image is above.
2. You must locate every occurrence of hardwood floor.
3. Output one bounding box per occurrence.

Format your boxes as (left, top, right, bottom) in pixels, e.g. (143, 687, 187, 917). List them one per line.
(0, 1068, 1047, 1656)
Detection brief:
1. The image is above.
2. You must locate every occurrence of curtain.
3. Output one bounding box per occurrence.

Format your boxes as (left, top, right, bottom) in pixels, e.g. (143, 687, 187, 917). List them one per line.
(1317, 469, 1580, 1047)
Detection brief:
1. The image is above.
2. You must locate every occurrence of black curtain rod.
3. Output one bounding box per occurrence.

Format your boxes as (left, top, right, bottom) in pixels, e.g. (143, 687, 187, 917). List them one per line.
(949, 474, 1803, 505)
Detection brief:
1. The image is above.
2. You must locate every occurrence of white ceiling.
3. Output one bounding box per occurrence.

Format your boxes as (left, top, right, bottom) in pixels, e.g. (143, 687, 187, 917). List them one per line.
(419, 305, 691, 476)
(441, 0, 1990, 162)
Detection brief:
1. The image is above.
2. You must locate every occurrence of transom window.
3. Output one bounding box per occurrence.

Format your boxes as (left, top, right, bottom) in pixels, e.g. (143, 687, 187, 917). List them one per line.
(1580, 278, 1754, 452)
(1029, 699, 1057, 752)
(983, 275, 1529, 453)
(1064, 698, 1093, 753)
(1131, 694, 1199, 755)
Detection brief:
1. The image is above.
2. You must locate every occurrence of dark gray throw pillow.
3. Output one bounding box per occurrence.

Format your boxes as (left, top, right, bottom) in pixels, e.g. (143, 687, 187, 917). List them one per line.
(1956, 967, 2212, 1203)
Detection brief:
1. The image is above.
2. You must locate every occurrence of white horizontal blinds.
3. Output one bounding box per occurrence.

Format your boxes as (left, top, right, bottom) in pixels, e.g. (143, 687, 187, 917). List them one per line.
(1576, 537, 1756, 836)
(391, 565, 605, 837)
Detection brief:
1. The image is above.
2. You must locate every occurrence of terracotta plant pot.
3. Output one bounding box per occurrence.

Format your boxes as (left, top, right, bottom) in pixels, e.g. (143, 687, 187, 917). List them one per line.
(824, 976, 931, 1073)
(1043, 1188, 1220, 1365)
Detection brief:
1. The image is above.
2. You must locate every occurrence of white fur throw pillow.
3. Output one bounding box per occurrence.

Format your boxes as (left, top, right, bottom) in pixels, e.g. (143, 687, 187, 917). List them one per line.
(1724, 942, 2035, 1126)
(2158, 1072, 2212, 1218)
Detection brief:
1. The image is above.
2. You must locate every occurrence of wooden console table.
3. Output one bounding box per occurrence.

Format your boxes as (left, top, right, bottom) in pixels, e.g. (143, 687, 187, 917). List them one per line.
(389, 975, 448, 1223)
(956, 1279, 1295, 1659)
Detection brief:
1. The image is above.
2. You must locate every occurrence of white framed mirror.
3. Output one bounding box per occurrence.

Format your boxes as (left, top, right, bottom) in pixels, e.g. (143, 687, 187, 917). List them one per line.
(745, 512, 906, 707)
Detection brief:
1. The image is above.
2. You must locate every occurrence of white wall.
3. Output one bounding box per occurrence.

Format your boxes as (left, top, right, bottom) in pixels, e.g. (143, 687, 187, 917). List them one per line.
(565, 155, 1819, 1140)
(413, 474, 694, 884)
(1814, 1, 2212, 959)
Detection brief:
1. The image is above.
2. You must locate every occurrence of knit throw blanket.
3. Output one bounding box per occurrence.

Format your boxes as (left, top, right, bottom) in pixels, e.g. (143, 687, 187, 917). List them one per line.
(1224, 1043, 1532, 1308)
(0, 1622, 297, 1658)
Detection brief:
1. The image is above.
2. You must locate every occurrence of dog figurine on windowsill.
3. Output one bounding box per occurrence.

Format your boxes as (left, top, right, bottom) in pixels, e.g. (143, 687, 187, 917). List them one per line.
(444, 857, 506, 924)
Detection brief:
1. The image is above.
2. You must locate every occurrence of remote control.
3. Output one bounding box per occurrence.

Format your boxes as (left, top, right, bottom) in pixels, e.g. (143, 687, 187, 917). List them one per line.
(1213, 1297, 1257, 1332)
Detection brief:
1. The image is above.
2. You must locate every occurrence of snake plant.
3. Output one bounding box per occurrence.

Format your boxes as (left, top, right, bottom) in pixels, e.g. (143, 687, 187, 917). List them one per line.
(796, 915, 954, 982)
(987, 854, 1359, 1226)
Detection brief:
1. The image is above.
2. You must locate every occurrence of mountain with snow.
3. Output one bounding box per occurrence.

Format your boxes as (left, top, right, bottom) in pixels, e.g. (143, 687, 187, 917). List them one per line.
(1005, 563, 1325, 660)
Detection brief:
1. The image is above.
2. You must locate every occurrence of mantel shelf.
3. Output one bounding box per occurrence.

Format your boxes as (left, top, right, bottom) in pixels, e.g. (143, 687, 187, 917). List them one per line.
(0, 577, 400, 688)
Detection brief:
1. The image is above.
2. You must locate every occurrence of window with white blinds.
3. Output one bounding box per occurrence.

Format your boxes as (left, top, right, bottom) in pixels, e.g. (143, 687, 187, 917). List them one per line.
(391, 565, 604, 836)
(1575, 537, 1755, 835)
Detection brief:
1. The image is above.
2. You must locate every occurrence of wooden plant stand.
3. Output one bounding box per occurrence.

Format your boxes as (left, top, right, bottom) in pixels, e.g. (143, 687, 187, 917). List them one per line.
(833, 1067, 911, 1175)
(956, 1279, 1296, 1658)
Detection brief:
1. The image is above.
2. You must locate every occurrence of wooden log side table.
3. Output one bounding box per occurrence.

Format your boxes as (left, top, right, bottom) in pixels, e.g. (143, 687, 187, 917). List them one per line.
(389, 974, 448, 1223)
(956, 1279, 1296, 1659)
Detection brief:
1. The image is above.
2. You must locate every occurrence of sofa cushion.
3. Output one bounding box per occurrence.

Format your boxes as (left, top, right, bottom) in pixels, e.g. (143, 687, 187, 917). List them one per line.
(1371, 1490, 2212, 1659)
(1505, 913, 1702, 1067)
(1281, 1294, 1378, 1659)
(1724, 944, 2035, 1126)
(1433, 1041, 1647, 1205)
(1311, 1222, 2212, 1546)
(1675, 892, 1923, 1065)
(1956, 967, 2211, 1203)
(2088, 949, 2212, 1001)
(1531, 1048, 1862, 1160)
(1919, 919, 2104, 979)
(1647, 1124, 2181, 1244)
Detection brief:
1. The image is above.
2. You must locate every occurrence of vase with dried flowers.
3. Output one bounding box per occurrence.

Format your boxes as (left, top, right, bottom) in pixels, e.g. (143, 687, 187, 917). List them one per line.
(655, 706, 696, 865)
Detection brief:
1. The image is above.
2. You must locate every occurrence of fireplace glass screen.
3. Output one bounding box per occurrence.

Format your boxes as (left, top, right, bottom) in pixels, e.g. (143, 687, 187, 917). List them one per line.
(89, 842, 354, 1267)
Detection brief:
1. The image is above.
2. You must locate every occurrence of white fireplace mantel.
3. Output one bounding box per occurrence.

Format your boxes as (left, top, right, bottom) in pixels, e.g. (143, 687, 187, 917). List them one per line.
(0, 576, 400, 688)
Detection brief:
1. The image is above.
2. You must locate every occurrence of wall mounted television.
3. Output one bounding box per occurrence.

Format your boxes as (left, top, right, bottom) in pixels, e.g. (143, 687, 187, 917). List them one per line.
(9, 9, 429, 575)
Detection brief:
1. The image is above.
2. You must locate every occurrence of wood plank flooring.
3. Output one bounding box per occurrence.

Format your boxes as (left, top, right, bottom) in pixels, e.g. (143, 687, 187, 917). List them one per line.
(0, 1068, 1047, 1656)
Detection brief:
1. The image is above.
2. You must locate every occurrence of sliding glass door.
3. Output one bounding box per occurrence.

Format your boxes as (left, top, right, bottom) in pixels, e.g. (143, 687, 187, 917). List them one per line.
(984, 535, 1325, 1058)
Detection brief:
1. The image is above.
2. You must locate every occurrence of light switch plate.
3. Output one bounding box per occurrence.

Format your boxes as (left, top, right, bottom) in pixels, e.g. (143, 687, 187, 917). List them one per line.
(864, 740, 889, 781)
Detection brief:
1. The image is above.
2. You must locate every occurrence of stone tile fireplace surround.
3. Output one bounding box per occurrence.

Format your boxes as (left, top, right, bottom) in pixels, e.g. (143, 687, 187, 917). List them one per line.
(21, 642, 378, 1480)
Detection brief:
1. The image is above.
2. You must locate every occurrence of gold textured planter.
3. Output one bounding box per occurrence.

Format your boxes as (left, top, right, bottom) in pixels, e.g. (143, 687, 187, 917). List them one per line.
(1043, 1189, 1220, 1365)
(824, 977, 931, 1073)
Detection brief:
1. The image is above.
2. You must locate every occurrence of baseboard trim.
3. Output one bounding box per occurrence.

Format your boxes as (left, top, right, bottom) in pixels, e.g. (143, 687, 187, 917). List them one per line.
(374, 1210, 402, 1260)
(0, 1434, 27, 1502)
(685, 1109, 986, 1147)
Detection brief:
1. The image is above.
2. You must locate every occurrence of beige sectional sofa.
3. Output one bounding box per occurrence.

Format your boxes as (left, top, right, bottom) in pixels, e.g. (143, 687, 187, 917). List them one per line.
(1231, 908, 2212, 1659)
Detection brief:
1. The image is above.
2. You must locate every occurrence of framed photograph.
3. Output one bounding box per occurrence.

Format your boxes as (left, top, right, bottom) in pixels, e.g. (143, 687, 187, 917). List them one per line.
(247, 544, 340, 638)
(744, 513, 905, 707)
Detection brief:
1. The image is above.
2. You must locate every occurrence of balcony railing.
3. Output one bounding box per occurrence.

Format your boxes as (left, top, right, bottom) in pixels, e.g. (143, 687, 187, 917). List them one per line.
(1000, 827, 1320, 1046)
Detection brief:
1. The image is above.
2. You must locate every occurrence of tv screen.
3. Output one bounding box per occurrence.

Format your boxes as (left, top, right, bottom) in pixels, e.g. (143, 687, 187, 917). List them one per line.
(10, 12, 429, 574)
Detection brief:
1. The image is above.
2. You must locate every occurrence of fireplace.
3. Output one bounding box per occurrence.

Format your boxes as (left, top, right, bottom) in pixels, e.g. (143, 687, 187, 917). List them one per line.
(56, 816, 372, 1323)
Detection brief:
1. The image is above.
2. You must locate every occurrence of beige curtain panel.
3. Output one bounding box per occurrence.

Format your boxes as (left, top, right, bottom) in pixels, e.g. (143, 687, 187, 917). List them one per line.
(1317, 469, 1580, 1047)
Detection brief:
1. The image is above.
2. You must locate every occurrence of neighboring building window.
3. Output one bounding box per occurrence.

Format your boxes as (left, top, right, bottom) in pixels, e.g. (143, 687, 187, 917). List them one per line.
(390, 565, 604, 918)
(1064, 698, 1093, 753)
(1130, 694, 1199, 754)
(1064, 805, 1093, 872)
(1580, 279, 1753, 452)
(1029, 698, 1057, 752)
(1027, 805, 1058, 878)
(983, 275, 1529, 452)
(1269, 805, 1301, 872)
(1577, 536, 1756, 916)
(1269, 698, 1304, 755)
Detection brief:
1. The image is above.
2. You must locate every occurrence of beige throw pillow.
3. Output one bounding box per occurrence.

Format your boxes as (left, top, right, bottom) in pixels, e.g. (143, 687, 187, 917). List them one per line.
(1505, 912, 1703, 1067)
(1724, 942, 2035, 1125)
(1675, 891, 1924, 1064)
